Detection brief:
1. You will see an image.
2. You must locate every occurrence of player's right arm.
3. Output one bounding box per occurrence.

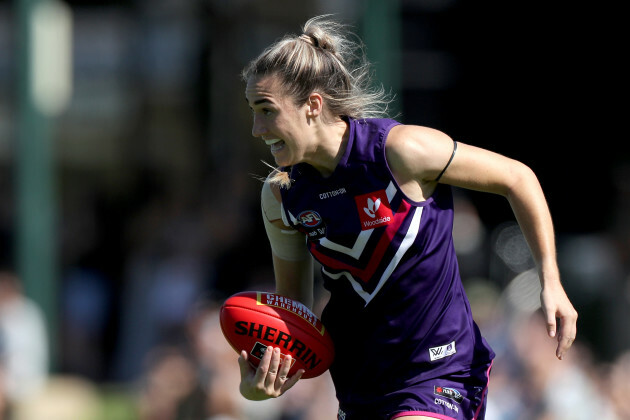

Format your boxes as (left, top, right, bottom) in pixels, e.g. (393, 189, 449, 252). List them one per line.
(261, 179, 314, 309)
(237, 179, 311, 401)
(272, 254, 314, 309)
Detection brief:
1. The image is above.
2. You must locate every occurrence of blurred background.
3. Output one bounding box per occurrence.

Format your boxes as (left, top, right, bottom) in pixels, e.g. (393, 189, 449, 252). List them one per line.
(1, 0, 629, 419)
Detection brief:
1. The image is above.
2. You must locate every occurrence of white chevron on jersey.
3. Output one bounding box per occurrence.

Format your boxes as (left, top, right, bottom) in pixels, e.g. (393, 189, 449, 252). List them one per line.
(319, 229, 372, 259)
(322, 205, 424, 305)
(281, 202, 291, 227)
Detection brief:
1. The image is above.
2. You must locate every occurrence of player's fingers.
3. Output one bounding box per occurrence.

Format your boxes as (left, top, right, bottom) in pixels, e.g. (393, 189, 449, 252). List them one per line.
(265, 347, 282, 387)
(276, 354, 293, 385)
(238, 350, 252, 377)
(556, 335, 575, 360)
(254, 345, 274, 383)
(545, 313, 557, 339)
(281, 368, 304, 393)
(556, 313, 578, 360)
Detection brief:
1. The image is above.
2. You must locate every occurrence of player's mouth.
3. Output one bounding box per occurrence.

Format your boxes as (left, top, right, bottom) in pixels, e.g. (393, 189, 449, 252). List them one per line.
(265, 138, 285, 154)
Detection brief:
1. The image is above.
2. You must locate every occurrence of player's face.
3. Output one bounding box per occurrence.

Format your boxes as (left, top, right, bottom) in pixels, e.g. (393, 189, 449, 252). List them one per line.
(245, 74, 310, 167)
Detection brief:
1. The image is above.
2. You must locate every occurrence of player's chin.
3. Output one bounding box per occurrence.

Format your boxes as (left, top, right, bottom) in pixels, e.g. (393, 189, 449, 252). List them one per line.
(271, 152, 294, 167)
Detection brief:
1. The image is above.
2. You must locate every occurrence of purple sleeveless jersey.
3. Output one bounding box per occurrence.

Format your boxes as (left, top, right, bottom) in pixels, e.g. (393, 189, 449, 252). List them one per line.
(280, 118, 495, 416)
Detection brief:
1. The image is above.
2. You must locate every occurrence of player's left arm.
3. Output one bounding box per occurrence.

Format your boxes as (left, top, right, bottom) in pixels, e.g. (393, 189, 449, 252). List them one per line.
(387, 124, 578, 360)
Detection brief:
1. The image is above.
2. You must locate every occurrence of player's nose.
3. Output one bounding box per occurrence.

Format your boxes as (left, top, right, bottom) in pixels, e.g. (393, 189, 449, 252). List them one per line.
(252, 114, 266, 138)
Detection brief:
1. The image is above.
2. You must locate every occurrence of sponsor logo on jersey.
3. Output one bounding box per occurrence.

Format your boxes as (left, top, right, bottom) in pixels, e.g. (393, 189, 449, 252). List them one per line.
(298, 210, 322, 228)
(319, 187, 347, 199)
(354, 190, 393, 230)
(434, 386, 464, 403)
(429, 340, 457, 361)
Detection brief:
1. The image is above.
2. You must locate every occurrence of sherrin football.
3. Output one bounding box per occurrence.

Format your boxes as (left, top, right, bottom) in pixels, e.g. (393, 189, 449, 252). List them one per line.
(219, 291, 334, 379)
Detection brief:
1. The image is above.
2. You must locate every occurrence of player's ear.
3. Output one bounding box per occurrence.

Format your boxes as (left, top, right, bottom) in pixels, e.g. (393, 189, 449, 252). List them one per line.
(306, 92, 323, 117)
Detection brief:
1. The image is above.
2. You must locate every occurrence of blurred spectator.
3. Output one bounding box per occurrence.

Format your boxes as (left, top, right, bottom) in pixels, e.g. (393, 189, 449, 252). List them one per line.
(607, 350, 630, 419)
(12, 375, 101, 420)
(114, 189, 210, 382)
(471, 270, 622, 420)
(453, 191, 490, 280)
(0, 339, 8, 420)
(0, 270, 49, 408)
(558, 233, 626, 362)
(508, 311, 619, 420)
(60, 266, 111, 381)
(136, 345, 205, 420)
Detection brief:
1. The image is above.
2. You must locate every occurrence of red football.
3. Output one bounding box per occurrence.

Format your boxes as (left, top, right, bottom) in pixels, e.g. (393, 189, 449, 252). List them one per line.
(220, 291, 334, 379)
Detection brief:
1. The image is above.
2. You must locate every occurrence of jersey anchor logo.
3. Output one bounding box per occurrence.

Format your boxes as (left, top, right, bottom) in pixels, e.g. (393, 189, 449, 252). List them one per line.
(355, 190, 394, 230)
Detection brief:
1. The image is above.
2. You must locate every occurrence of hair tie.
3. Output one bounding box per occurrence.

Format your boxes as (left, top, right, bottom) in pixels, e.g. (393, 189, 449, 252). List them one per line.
(299, 33, 318, 48)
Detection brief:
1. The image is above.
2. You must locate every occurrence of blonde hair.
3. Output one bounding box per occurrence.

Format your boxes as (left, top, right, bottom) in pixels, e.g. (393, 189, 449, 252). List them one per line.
(243, 15, 392, 119)
(244, 15, 394, 188)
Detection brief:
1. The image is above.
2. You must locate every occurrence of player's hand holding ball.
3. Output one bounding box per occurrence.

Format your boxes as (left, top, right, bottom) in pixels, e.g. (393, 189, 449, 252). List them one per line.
(220, 291, 335, 400)
(237, 345, 302, 400)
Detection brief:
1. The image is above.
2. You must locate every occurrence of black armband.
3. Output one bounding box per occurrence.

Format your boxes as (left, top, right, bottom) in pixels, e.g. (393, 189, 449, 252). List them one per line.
(434, 140, 458, 182)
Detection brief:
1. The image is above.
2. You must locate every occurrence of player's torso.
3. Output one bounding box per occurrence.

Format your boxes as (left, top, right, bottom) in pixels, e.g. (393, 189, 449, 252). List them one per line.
(279, 118, 494, 400)
(280, 118, 454, 306)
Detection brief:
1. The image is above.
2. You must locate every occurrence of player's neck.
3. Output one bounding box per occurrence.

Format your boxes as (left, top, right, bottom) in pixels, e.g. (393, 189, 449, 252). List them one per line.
(308, 119, 349, 178)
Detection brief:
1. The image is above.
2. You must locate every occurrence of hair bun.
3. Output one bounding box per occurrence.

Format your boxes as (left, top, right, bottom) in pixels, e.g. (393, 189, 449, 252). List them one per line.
(299, 32, 335, 53)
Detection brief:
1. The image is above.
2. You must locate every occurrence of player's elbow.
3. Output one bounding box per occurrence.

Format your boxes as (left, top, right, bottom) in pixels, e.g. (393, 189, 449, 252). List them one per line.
(502, 161, 540, 198)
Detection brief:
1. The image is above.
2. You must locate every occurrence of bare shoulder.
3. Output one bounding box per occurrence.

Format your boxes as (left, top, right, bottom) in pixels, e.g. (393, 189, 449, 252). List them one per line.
(263, 172, 284, 203)
(261, 176, 285, 227)
(386, 124, 457, 182)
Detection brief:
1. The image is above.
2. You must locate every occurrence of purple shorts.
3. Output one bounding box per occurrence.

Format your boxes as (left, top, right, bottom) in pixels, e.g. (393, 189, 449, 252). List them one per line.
(336, 361, 492, 420)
